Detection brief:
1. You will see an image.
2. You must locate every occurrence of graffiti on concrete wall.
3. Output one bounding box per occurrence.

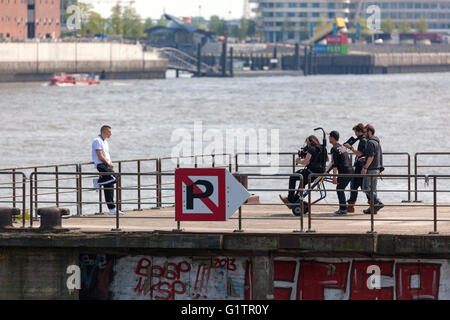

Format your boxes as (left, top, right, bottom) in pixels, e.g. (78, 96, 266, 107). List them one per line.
(80, 255, 252, 300)
(274, 258, 450, 300)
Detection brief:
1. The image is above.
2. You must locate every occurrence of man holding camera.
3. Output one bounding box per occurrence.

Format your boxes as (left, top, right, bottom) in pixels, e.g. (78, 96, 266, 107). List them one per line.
(279, 135, 327, 207)
(345, 124, 384, 214)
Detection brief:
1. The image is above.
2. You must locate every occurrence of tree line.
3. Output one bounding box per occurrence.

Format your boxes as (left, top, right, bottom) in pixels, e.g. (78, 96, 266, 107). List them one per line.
(64, 2, 259, 40)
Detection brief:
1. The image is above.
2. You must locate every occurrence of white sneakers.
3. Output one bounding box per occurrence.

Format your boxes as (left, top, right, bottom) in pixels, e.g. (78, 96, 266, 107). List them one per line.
(108, 208, 124, 215)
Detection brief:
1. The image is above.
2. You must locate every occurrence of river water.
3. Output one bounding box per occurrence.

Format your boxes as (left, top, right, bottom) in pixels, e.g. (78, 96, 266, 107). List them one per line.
(1, 72, 449, 206)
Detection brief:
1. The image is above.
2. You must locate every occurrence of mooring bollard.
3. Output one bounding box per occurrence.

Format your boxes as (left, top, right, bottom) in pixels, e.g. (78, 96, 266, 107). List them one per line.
(37, 207, 70, 231)
(0, 207, 21, 229)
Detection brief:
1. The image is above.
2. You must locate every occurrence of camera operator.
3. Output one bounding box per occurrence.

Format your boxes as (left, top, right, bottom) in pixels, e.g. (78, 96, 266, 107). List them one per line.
(279, 135, 328, 206)
(343, 123, 368, 213)
(329, 131, 353, 216)
(345, 124, 384, 214)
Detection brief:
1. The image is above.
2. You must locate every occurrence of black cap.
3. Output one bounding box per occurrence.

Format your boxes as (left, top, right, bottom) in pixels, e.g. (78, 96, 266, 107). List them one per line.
(330, 130, 339, 141)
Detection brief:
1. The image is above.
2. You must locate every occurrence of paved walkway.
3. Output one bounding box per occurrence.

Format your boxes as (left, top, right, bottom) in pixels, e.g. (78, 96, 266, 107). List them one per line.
(16, 202, 450, 235)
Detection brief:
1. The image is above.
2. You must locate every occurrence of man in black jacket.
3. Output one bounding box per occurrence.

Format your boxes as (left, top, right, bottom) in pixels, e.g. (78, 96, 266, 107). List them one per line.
(344, 123, 368, 213)
(346, 124, 384, 214)
(329, 131, 353, 216)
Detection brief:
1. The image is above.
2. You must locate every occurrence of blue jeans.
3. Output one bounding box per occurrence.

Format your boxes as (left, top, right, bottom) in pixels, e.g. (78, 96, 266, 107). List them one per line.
(362, 169, 380, 204)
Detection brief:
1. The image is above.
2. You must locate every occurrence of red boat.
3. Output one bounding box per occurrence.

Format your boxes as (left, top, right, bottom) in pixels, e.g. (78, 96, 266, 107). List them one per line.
(50, 73, 100, 86)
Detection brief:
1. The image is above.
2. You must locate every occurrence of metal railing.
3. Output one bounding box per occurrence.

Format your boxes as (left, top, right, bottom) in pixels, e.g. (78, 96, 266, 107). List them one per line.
(0, 171, 26, 227)
(414, 152, 450, 202)
(1, 151, 450, 233)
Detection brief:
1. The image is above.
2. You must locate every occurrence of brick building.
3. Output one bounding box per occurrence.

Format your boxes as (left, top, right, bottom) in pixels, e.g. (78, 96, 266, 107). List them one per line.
(0, 0, 61, 40)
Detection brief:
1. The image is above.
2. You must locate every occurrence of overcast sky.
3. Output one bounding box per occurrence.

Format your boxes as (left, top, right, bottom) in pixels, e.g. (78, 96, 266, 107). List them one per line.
(84, 0, 248, 20)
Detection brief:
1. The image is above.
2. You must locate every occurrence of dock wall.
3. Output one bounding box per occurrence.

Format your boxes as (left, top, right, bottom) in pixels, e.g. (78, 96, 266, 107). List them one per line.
(0, 42, 168, 82)
(0, 232, 449, 300)
(282, 52, 450, 74)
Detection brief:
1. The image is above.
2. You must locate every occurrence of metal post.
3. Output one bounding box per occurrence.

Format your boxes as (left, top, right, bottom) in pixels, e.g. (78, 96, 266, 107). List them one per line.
(306, 178, 315, 232)
(34, 167, 38, 219)
(414, 154, 419, 202)
(22, 174, 26, 228)
(235, 154, 239, 172)
(294, 43, 299, 71)
(12, 169, 16, 208)
(229, 47, 234, 77)
(55, 166, 59, 207)
(234, 206, 244, 232)
(157, 158, 162, 208)
(430, 176, 439, 234)
(29, 173, 33, 228)
(367, 176, 376, 234)
(112, 173, 121, 231)
(221, 41, 227, 77)
(408, 154, 411, 202)
(197, 43, 201, 76)
(292, 154, 296, 173)
(303, 46, 308, 76)
(79, 165, 83, 215)
(118, 162, 122, 212)
(137, 160, 141, 211)
(98, 184, 103, 214)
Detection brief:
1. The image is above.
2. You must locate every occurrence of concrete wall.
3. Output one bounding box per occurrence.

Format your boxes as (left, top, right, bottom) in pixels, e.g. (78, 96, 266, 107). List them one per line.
(0, 232, 450, 300)
(373, 52, 450, 67)
(0, 42, 168, 81)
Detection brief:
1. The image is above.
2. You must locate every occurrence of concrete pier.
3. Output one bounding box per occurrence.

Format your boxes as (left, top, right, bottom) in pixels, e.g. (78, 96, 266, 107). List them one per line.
(0, 202, 449, 300)
(0, 42, 168, 82)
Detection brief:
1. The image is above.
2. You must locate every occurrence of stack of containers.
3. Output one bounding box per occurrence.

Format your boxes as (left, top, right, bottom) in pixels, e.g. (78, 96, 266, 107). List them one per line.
(326, 34, 349, 54)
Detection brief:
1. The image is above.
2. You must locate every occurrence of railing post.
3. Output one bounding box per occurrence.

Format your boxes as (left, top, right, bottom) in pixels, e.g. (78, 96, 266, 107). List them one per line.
(407, 153, 411, 202)
(235, 154, 239, 172)
(29, 173, 34, 228)
(55, 166, 59, 207)
(367, 175, 376, 234)
(306, 177, 315, 233)
(112, 173, 121, 231)
(118, 162, 122, 212)
(294, 176, 304, 233)
(76, 164, 82, 216)
(430, 176, 439, 234)
(12, 169, 16, 208)
(22, 173, 26, 228)
(234, 206, 244, 233)
(414, 153, 420, 202)
(157, 158, 162, 208)
(34, 167, 38, 220)
(292, 154, 296, 173)
(137, 160, 141, 211)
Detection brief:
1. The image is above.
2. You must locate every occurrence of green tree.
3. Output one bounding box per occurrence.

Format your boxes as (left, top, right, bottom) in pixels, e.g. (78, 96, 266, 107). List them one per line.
(63, 2, 94, 36)
(144, 17, 154, 30)
(81, 11, 107, 36)
(247, 19, 257, 37)
(398, 15, 412, 33)
(209, 15, 228, 36)
(353, 16, 373, 37)
(157, 16, 168, 27)
(415, 16, 428, 33)
(122, 6, 145, 38)
(381, 17, 395, 34)
(110, 4, 123, 35)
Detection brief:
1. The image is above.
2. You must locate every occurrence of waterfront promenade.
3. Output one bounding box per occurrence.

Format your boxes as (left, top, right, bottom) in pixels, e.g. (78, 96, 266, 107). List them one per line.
(12, 202, 449, 235)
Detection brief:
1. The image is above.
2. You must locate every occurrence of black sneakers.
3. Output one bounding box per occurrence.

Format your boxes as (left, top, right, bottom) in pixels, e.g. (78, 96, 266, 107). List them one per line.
(363, 202, 384, 214)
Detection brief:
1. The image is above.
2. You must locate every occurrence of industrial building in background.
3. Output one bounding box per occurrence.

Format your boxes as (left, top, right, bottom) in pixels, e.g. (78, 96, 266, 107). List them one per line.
(0, 0, 61, 40)
(250, 0, 450, 43)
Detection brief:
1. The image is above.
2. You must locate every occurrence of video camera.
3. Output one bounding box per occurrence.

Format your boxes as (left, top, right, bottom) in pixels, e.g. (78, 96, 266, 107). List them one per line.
(344, 136, 359, 146)
(298, 146, 308, 159)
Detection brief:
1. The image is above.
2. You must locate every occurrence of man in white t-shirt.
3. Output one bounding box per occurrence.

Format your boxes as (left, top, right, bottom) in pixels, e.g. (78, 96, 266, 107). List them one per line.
(92, 125, 123, 215)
